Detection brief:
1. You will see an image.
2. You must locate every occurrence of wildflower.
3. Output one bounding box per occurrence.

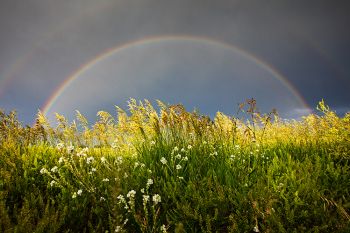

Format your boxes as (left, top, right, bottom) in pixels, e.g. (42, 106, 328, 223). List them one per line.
(160, 157, 167, 164)
(67, 145, 74, 153)
(181, 148, 186, 153)
(117, 195, 125, 204)
(100, 196, 106, 201)
(146, 179, 153, 187)
(152, 194, 161, 205)
(150, 140, 156, 145)
(56, 142, 65, 150)
(203, 141, 207, 145)
(58, 157, 64, 164)
(176, 164, 182, 170)
(143, 195, 150, 204)
(140, 163, 146, 168)
(178, 176, 184, 180)
(91, 168, 97, 172)
(187, 145, 192, 150)
(173, 146, 179, 151)
(72, 192, 77, 199)
(235, 144, 240, 149)
(86, 156, 94, 164)
(160, 225, 167, 233)
(148, 169, 152, 173)
(253, 225, 260, 232)
(175, 154, 182, 159)
(141, 188, 145, 193)
(77, 147, 88, 156)
(124, 172, 128, 178)
(183, 156, 188, 161)
(111, 142, 117, 149)
(127, 190, 136, 198)
(77, 189, 82, 196)
(115, 226, 122, 232)
(50, 180, 57, 187)
(134, 162, 140, 168)
(101, 156, 107, 163)
(40, 168, 48, 174)
(115, 156, 123, 165)
(102, 178, 109, 182)
(50, 166, 58, 173)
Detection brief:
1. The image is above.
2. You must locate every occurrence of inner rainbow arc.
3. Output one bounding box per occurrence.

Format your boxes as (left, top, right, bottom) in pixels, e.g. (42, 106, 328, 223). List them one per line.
(42, 35, 310, 116)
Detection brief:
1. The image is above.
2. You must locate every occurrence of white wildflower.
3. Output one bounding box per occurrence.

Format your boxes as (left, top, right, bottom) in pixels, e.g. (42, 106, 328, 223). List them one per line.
(124, 172, 128, 178)
(101, 156, 107, 163)
(115, 226, 122, 232)
(50, 180, 56, 187)
(127, 190, 136, 198)
(181, 148, 186, 153)
(40, 168, 48, 174)
(178, 176, 184, 180)
(141, 188, 145, 193)
(56, 142, 65, 150)
(160, 224, 167, 233)
(115, 156, 123, 165)
(173, 146, 178, 152)
(175, 154, 182, 159)
(100, 196, 106, 201)
(152, 194, 161, 205)
(143, 195, 150, 204)
(150, 140, 156, 145)
(58, 157, 64, 164)
(50, 166, 58, 173)
(187, 145, 192, 150)
(253, 225, 260, 232)
(102, 178, 109, 182)
(160, 157, 167, 164)
(176, 164, 182, 170)
(183, 156, 188, 161)
(92, 168, 97, 172)
(72, 192, 77, 199)
(235, 144, 240, 149)
(117, 195, 125, 204)
(140, 163, 146, 168)
(146, 179, 153, 187)
(67, 145, 74, 153)
(134, 162, 140, 168)
(111, 142, 117, 149)
(77, 189, 82, 196)
(86, 156, 94, 164)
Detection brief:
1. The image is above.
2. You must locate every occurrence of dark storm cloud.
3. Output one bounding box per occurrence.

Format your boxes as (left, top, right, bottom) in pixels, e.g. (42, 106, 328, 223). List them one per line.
(0, 0, 349, 124)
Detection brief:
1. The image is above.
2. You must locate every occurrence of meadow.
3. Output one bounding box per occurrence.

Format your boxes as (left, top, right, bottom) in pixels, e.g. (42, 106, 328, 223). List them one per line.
(0, 99, 349, 232)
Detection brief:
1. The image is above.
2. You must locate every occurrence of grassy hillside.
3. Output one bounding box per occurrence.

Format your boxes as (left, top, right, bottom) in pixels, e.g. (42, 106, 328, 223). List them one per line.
(0, 99, 349, 232)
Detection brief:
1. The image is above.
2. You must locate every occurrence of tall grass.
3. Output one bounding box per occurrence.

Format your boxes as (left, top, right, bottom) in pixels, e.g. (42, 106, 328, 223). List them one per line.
(0, 99, 349, 232)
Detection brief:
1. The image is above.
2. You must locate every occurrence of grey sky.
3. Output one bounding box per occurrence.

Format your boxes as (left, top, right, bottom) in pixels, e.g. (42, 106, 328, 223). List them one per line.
(0, 0, 349, 124)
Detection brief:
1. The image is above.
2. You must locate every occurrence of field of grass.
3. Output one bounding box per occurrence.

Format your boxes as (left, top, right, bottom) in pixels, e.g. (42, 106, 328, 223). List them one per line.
(0, 99, 349, 232)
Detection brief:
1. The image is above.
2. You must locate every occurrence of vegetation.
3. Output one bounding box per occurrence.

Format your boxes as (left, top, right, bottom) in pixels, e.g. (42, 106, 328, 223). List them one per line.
(0, 99, 349, 232)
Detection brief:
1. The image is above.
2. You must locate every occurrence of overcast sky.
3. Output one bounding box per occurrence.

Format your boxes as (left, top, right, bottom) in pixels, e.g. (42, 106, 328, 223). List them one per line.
(0, 0, 349, 124)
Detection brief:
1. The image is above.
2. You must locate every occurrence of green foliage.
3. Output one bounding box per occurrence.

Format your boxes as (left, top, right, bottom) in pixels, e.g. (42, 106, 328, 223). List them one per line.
(0, 100, 349, 232)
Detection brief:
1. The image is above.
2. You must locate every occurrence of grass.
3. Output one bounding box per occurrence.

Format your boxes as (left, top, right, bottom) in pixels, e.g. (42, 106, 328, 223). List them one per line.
(0, 99, 349, 232)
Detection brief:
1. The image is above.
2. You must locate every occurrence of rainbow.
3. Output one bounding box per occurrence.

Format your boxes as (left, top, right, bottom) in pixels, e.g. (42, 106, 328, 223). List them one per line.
(0, 1, 116, 98)
(42, 35, 311, 115)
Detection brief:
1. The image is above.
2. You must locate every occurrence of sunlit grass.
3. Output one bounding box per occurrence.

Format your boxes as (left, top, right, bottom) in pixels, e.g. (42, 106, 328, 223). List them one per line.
(0, 99, 349, 232)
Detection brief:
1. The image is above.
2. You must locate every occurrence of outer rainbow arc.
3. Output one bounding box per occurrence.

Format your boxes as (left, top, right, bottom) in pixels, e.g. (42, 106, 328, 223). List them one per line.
(42, 35, 311, 115)
(0, 1, 118, 98)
